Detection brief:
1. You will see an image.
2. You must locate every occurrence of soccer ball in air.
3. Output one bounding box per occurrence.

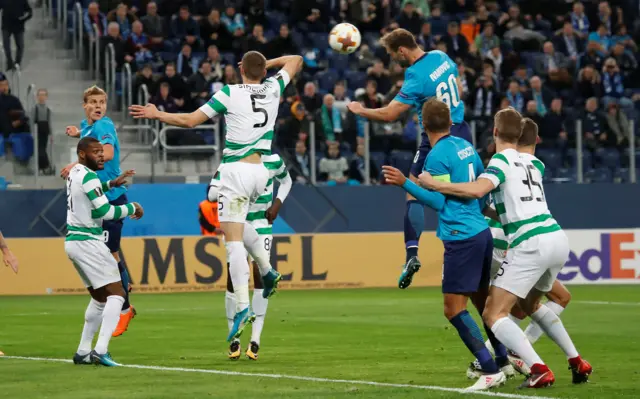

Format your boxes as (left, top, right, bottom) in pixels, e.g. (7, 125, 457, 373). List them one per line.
(329, 23, 361, 54)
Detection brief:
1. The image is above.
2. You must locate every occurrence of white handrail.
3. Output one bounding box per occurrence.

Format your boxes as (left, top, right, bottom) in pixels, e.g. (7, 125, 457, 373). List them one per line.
(309, 121, 317, 184)
(576, 120, 583, 184)
(630, 120, 636, 183)
(92, 23, 100, 80)
(75, 2, 83, 62)
(363, 121, 371, 185)
(122, 63, 132, 124)
(62, 0, 68, 44)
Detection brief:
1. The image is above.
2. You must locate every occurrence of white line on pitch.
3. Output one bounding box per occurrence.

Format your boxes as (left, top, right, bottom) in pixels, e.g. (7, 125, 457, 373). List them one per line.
(0, 356, 555, 399)
(573, 300, 640, 306)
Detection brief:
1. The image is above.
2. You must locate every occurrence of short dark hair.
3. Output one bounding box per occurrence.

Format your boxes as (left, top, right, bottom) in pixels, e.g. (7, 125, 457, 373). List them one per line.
(241, 51, 266, 81)
(518, 118, 539, 147)
(199, 59, 211, 68)
(380, 28, 418, 52)
(494, 108, 523, 144)
(77, 137, 101, 154)
(421, 98, 451, 134)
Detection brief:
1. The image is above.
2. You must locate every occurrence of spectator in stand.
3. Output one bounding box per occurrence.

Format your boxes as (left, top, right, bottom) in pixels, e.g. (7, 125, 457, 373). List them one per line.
(316, 94, 343, 143)
(268, 24, 298, 59)
(535, 41, 571, 89)
(485, 45, 503, 77)
(475, 4, 497, 32)
(332, 81, 351, 116)
(605, 102, 631, 149)
(512, 64, 529, 91)
(171, 5, 200, 50)
(222, 64, 239, 85)
(576, 64, 602, 104)
(205, 45, 224, 81)
(610, 42, 638, 87)
(541, 98, 570, 157)
(348, 143, 380, 184)
(583, 97, 614, 150)
(524, 100, 545, 131)
(102, 22, 133, 71)
(460, 14, 479, 45)
(457, 62, 473, 101)
(126, 20, 152, 69)
(597, 1, 616, 35)
(397, 1, 423, 35)
(244, 23, 268, 54)
(140, 2, 164, 51)
(292, 1, 328, 33)
(302, 82, 323, 114)
(570, 1, 589, 39)
(290, 140, 311, 183)
(505, 79, 525, 113)
(0, 74, 26, 138)
(367, 60, 391, 95)
(133, 64, 155, 103)
(107, 3, 137, 41)
(611, 24, 637, 52)
(245, 0, 266, 28)
(443, 21, 469, 60)
(470, 75, 498, 120)
(222, 6, 246, 37)
(151, 83, 180, 137)
(345, 0, 379, 32)
(475, 22, 499, 55)
(555, 20, 583, 64)
(588, 24, 611, 55)
(318, 142, 349, 185)
(84, 2, 108, 37)
(176, 43, 195, 78)
(579, 40, 605, 71)
(188, 60, 217, 108)
(416, 22, 435, 50)
(199, 8, 232, 52)
(32, 88, 53, 174)
(1, 0, 32, 71)
(158, 62, 187, 109)
(601, 57, 634, 116)
(527, 76, 554, 117)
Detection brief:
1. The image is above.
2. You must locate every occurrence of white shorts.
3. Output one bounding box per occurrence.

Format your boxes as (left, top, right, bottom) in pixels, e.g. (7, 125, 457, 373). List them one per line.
(492, 230, 569, 299)
(490, 248, 507, 281)
(218, 162, 269, 223)
(65, 240, 121, 289)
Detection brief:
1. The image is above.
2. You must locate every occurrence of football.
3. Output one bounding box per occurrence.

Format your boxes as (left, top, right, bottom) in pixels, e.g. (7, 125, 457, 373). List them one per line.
(329, 23, 362, 54)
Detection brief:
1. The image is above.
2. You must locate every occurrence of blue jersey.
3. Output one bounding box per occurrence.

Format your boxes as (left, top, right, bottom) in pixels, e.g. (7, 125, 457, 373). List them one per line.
(424, 135, 487, 241)
(394, 50, 464, 142)
(79, 116, 125, 201)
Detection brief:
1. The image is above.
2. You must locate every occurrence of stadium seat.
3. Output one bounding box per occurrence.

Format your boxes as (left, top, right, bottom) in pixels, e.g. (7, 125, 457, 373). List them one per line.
(327, 53, 350, 75)
(370, 151, 386, 170)
(160, 51, 178, 63)
(265, 11, 287, 31)
(535, 148, 562, 170)
(566, 148, 592, 169)
(598, 148, 621, 170)
(308, 33, 329, 52)
(290, 30, 306, 50)
(344, 70, 367, 91)
(585, 167, 613, 183)
(221, 52, 236, 66)
(362, 32, 380, 49)
(553, 168, 577, 183)
(390, 150, 414, 175)
(315, 70, 340, 92)
(0, 135, 5, 157)
(8, 133, 34, 163)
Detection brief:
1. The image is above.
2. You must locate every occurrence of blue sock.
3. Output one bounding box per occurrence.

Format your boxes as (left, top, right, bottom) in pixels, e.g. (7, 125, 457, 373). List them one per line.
(404, 200, 424, 262)
(450, 310, 499, 373)
(118, 261, 131, 311)
(485, 323, 509, 367)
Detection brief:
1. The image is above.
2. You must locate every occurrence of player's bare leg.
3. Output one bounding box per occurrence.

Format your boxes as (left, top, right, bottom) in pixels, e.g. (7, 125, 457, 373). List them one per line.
(247, 260, 268, 360)
(483, 286, 555, 388)
(86, 282, 126, 367)
(225, 260, 241, 359)
(112, 250, 136, 337)
(519, 288, 591, 384)
(399, 174, 423, 289)
(224, 222, 255, 341)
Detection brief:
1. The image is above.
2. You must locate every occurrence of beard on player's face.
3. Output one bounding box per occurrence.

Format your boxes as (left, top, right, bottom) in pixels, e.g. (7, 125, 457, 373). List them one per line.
(82, 146, 105, 171)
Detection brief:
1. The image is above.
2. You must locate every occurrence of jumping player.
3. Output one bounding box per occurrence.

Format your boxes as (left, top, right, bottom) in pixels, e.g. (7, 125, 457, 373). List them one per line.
(421, 110, 592, 388)
(130, 53, 303, 341)
(347, 28, 472, 289)
(209, 153, 292, 360)
(382, 99, 511, 391)
(0, 230, 18, 274)
(66, 137, 142, 366)
(62, 86, 137, 337)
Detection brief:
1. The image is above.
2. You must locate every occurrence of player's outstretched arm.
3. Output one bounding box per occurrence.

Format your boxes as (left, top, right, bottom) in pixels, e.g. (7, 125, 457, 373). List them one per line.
(382, 166, 445, 211)
(266, 171, 293, 223)
(265, 55, 304, 80)
(104, 170, 136, 191)
(347, 100, 411, 123)
(129, 103, 209, 129)
(419, 172, 494, 199)
(83, 172, 140, 221)
(0, 231, 18, 274)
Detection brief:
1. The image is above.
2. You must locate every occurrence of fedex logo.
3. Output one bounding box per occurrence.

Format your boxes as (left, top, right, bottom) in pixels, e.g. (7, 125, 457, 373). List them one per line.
(558, 230, 640, 284)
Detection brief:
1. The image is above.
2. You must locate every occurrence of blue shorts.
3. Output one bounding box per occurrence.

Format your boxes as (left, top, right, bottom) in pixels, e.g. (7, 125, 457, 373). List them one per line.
(409, 121, 473, 177)
(441, 228, 493, 294)
(102, 193, 128, 253)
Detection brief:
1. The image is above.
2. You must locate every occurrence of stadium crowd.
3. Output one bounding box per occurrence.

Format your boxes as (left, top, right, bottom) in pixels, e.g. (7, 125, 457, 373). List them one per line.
(63, 0, 640, 183)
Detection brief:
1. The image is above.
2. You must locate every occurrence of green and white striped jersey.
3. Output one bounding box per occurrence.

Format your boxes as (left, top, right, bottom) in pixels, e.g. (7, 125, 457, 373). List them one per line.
(198, 69, 291, 164)
(66, 164, 135, 242)
(210, 154, 291, 235)
(480, 149, 561, 248)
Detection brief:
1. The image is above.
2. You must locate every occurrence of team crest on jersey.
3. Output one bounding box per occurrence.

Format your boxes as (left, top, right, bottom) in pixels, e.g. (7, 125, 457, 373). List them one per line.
(101, 135, 109, 141)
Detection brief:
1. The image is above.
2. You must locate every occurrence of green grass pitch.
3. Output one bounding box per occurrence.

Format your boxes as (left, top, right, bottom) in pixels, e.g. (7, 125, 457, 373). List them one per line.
(1, 286, 639, 398)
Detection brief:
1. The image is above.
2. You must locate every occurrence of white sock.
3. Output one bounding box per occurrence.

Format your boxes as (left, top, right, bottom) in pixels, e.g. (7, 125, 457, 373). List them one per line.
(94, 295, 125, 355)
(77, 299, 105, 355)
(486, 313, 525, 353)
(524, 301, 565, 344)
(545, 301, 566, 316)
(491, 317, 544, 367)
(251, 289, 268, 345)
(530, 304, 578, 359)
(227, 241, 250, 312)
(243, 223, 272, 276)
(225, 290, 236, 332)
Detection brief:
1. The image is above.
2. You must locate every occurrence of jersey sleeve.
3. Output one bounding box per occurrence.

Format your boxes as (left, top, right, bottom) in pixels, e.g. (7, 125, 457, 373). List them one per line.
(394, 69, 421, 106)
(266, 69, 291, 96)
(479, 153, 510, 188)
(94, 119, 117, 146)
(424, 150, 451, 182)
(82, 172, 135, 220)
(531, 159, 545, 177)
(199, 85, 231, 118)
(273, 158, 292, 203)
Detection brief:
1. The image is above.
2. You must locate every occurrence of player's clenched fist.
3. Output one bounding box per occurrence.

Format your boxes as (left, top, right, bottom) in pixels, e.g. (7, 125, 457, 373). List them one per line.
(131, 202, 144, 220)
(381, 165, 407, 186)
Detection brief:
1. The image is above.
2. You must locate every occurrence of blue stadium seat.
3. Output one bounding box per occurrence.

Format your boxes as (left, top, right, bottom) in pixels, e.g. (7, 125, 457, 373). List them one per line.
(553, 168, 577, 183)
(221, 52, 236, 66)
(362, 32, 380, 49)
(327, 53, 350, 75)
(308, 33, 329, 51)
(315, 70, 339, 92)
(598, 148, 621, 169)
(370, 151, 386, 170)
(390, 150, 414, 175)
(160, 52, 178, 63)
(566, 148, 592, 169)
(585, 167, 613, 183)
(535, 148, 562, 170)
(290, 30, 305, 50)
(344, 70, 367, 91)
(0, 135, 5, 157)
(8, 133, 34, 163)
(265, 11, 287, 31)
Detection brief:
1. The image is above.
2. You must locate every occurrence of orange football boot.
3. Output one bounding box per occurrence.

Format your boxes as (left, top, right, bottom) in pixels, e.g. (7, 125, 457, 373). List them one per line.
(112, 306, 136, 337)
